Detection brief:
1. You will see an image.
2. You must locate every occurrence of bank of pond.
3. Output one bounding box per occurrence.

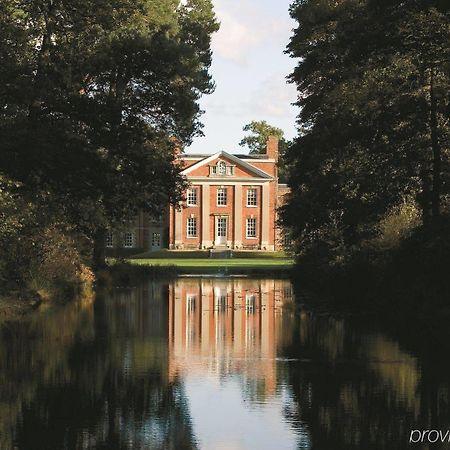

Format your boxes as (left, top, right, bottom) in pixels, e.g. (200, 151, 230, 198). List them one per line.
(1, 270, 450, 449)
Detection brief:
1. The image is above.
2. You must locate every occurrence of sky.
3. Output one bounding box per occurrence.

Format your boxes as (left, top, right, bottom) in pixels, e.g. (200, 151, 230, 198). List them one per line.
(186, 0, 298, 155)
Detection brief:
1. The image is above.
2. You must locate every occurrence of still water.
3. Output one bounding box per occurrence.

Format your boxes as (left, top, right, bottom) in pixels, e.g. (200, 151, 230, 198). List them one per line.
(1, 276, 450, 449)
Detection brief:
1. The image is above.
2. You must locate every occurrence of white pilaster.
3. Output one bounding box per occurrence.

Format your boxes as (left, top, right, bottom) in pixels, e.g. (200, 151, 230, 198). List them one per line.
(202, 184, 212, 248)
(234, 184, 243, 248)
(261, 183, 270, 249)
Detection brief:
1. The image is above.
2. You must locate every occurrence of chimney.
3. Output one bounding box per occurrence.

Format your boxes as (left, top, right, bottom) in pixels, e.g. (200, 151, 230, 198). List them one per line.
(266, 136, 279, 162)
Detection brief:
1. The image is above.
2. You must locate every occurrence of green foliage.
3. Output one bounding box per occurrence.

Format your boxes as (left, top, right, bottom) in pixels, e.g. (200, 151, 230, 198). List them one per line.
(370, 200, 421, 251)
(0, 174, 87, 296)
(239, 120, 291, 182)
(283, 0, 450, 259)
(0, 0, 219, 279)
(239, 120, 285, 154)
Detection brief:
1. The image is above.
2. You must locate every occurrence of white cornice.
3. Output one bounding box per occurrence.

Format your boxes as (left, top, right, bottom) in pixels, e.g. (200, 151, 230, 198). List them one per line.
(187, 178, 273, 184)
(180, 151, 273, 180)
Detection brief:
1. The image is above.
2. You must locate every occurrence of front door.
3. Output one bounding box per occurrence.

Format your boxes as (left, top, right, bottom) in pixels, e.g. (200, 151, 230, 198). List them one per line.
(215, 217, 227, 246)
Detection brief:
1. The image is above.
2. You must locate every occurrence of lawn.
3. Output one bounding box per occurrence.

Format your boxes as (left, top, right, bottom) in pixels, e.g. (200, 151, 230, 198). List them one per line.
(128, 258, 293, 267)
(122, 255, 294, 274)
(130, 250, 291, 259)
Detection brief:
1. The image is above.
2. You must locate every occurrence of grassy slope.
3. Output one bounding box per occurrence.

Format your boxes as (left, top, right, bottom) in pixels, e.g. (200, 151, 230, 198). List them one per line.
(130, 250, 290, 259)
(128, 258, 293, 267)
(120, 254, 294, 274)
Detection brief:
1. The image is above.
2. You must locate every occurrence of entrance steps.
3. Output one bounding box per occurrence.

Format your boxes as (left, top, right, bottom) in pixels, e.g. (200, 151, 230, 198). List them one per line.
(209, 248, 232, 259)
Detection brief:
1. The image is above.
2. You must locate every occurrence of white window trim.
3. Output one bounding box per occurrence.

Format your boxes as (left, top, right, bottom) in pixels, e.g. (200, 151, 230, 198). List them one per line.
(217, 161, 227, 175)
(186, 217, 198, 238)
(246, 189, 258, 207)
(217, 187, 228, 207)
(208, 162, 236, 177)
(246, 218, 257, 239)
(187, 188, 198, 206)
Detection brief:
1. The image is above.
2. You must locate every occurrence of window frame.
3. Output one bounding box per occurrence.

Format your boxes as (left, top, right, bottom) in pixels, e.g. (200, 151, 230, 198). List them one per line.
(246, 218, 257, 239)
(151, 232, 161, 247)
(187, 187, 198, 206)
(217, 187, 228, 207)
(217, 161, 227, 175)
(246, 188, 257, 207)
(123, 231, 135, 248)
(187, 217, 198, 238)
(106, 231, 114, 248)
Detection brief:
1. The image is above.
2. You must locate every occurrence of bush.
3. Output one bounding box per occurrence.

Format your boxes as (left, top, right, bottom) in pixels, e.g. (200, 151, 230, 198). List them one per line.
(0, 176, 94, 299)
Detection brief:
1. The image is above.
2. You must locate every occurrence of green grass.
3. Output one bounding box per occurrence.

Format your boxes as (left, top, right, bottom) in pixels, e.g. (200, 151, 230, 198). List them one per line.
(119, 256, 294, 275)
(130, 250, 290, 259)
(129, 258, 292, 267)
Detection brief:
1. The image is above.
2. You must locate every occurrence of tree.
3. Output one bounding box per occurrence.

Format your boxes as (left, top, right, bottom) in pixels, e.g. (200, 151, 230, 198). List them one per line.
(239, 120, 290, 182)
(0, 0, 219, 268)
(239, 120, 285, 154)
(282, 0, 450, 258)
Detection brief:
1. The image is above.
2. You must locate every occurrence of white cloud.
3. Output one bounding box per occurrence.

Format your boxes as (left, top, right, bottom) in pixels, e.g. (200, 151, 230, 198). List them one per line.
(212, 0, 292, 65)
(212, 8, 262, 64)
(248, 74, 298, 119)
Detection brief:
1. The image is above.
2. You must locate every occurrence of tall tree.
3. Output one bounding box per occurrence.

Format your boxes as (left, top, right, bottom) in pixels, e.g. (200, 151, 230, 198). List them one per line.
(282, 0, 450, 256)
(239, 120, 290, 182)
(0, 0, 219, 267)
(239, 120, 285, 154)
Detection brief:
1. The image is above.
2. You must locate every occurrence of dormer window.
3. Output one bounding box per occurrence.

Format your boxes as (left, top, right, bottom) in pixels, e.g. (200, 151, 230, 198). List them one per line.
(218, 161, 226, 175)
(209, 160, 235, 177)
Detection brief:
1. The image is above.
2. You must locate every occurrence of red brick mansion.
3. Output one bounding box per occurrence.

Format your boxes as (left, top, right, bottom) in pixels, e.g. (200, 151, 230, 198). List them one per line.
(106, 137, 289, 252)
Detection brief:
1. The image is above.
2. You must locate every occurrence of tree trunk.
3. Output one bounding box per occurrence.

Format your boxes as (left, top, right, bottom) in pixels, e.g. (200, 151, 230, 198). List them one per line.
(93, 228, 107, 270)
(419, 168, 432, 227)
(430, 69, 442, 221)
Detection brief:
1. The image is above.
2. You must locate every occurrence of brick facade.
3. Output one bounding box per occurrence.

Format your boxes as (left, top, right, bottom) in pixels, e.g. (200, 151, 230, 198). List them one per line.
(106, 138, 288, 252)
(169, 138, 284, 251)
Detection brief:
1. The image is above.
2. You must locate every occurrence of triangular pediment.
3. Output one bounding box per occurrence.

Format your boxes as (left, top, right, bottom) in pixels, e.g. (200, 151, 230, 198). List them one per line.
(181, 151, 272, 179)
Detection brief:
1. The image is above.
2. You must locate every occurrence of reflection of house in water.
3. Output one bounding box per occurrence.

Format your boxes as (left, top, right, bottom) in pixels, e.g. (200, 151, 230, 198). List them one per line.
(168, 278, 294, 398)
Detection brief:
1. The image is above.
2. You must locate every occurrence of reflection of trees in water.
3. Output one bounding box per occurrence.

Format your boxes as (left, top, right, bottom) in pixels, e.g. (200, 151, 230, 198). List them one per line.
(279, 309, 450, 450)
(1, 285, 198, 450)
(0, 300, 95, 450)
(4, 278, 450, 450)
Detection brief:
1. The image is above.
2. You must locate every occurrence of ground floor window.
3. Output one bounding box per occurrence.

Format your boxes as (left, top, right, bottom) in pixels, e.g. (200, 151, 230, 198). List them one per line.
(187, 217, 197, 238)
(123, 231, 135, 248)
(106, 231, 114, 248)
(152, 232, 161, 248)
(246, 218, 257, 238)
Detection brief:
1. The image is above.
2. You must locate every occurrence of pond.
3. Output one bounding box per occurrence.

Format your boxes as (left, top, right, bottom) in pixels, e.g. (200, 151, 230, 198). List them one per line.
(1, 276, 450, 449)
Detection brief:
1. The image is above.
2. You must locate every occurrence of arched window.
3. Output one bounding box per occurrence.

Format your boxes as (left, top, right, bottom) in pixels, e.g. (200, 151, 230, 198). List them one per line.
(217, 161, 226, 175)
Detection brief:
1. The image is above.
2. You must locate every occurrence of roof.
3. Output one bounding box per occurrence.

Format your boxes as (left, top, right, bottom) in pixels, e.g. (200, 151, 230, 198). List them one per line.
(181, 151, 273, 180)
(182, 153, 269, 160)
